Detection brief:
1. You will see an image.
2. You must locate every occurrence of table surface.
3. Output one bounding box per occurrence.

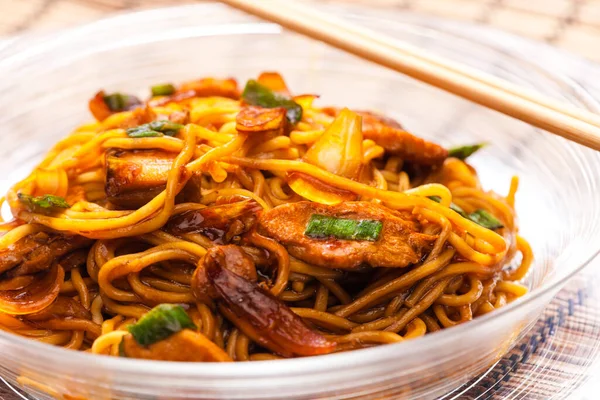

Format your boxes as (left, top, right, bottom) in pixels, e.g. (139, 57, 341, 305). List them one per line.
(1, 0, 600, 62)
(2, 1, 600, 399)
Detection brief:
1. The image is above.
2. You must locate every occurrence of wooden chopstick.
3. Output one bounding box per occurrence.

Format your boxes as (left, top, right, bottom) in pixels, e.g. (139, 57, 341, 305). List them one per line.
(220, 0, 600, 151)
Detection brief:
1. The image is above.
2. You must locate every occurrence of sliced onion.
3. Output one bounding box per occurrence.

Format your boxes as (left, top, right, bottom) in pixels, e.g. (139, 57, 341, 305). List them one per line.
(34, 168, 69, 198)
(0, 264, 64, 315)
(303, 108, 363, 179)
(288, 172, 357, 205)
(290, 109, 364, 204)
(257, 72, 291, 96)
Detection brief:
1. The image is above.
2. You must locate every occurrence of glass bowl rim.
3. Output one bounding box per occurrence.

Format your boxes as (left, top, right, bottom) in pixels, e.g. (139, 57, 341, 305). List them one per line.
(1, 2, 599, 379)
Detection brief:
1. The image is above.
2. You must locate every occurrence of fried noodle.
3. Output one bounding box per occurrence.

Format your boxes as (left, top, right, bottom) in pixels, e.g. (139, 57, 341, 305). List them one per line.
(0, 73, 531, 361)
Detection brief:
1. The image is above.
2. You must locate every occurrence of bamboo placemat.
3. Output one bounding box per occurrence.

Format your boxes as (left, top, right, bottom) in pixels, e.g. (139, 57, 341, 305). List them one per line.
(2, 1, 600, 399)
(4, 268, 600, 400)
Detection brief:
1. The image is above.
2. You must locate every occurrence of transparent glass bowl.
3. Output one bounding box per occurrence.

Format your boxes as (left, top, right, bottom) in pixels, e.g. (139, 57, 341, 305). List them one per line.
(1, 3, 600, 399)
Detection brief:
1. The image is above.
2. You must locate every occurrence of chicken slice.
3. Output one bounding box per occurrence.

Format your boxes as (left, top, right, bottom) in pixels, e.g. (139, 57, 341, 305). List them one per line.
(257, 201, 436, 269)
(324, 108, 448, 166)
(0, 232, 91, 277)
(121, 330, 232, 362)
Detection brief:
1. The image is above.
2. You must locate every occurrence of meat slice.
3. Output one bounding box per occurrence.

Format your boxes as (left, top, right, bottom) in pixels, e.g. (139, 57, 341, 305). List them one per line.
(103, 106, 157, 130)
(257, 201, 436, 269)
(199, 245, 335, 357)
(360, 111, 448, 166)
(165, 199, 262, 244)
(88, 91, 142, 122)
(150, 77, 240, 107)
(25, 296, 91, 321)
(192, 245, 258, 303)
(236, 106, 287, 135)
(121, 330, 232, 362)
(323, 108, 448, 166)
(105, 149, 175, 208)
(0, 232, 92, 277)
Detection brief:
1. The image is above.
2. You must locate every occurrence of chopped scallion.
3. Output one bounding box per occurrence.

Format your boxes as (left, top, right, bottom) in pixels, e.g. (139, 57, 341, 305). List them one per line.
(126, 120, 184, 138)
(242, 80, 303, 124)
(103, 93, 142, 112)
(18, 193, 70, 211)
(428, 196, 503, 230)
(151, 83, 176, 97)
(305, 214, 382, 241)
(128, 304, 196, 347)
(467, 209, 504, 230)
(448, 143, 486, 160)
(428, 196, 467, 217)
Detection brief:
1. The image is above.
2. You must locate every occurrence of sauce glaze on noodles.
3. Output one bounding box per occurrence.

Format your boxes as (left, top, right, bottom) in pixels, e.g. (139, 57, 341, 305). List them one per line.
(0, 74, 531, 361)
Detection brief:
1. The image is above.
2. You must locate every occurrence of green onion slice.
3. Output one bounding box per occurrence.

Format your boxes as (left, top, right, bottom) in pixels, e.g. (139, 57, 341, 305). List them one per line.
(126, 129, 163, 138)
(305, 214, 382, 241)
(448, 143, 486, 160)
(151, 83, 176, 97)
(428, 196, 467, 217)
(103, 93, 142, 112)
(18, 193, 70, 211)
(428, 196, 503, 230)
(128, 304, 196, 347)
(467, 209, 504, 230)
(126, 120, 184, 138)
(241, 80, 303, 124)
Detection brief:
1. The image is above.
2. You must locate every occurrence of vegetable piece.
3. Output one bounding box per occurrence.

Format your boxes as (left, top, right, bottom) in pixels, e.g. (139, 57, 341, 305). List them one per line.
(258, 201, 436, 269)
(468, 209, 504, 230)
(165, 199, 262, 244)
(448, 143, 486, 160)
(151, 83, 176, 97)
(151, 78, 240, 106)
(0, 263, 64, 315)
(257, 72, 291, 96)
(339, 109, 448, 166)
(305, 214, 382, 242)
(89, 91, 142, 121)
(289, 108, 363, 204)
(127, 304, 196, 346)
(178, 77, 240, 98)
(103, 93, 143, 112)
(18, 193, 70, 212)
(125, 120, 184, 138)
(125, 130, 163, 138)
(120, 330, 232, 362)
(105, 149, 175, 208)
(203, 250, 336, 357)
(89, 91, 113, 121)
(427, 196, 468, 218)
(427, 196, 503, 230)
(303, 108, 363, 179)
(235, 106, 287, 134)
(287, 172, 358, 205)
(241, 79, 302, 124)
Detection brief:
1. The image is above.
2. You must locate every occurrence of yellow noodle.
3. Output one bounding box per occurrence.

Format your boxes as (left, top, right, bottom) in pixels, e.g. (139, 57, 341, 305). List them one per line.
(0, 81, 532, 365)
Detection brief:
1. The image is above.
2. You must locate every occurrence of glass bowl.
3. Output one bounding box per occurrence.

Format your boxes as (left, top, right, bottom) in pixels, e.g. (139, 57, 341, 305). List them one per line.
(0, 3, 600, 399)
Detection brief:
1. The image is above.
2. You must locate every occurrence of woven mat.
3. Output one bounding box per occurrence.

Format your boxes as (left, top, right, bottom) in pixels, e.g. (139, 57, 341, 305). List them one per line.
(2, 1, 600, 399)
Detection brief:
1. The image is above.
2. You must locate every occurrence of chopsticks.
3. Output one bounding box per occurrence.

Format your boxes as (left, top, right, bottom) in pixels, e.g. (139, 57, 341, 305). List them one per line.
(220, 0, 600, 151)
